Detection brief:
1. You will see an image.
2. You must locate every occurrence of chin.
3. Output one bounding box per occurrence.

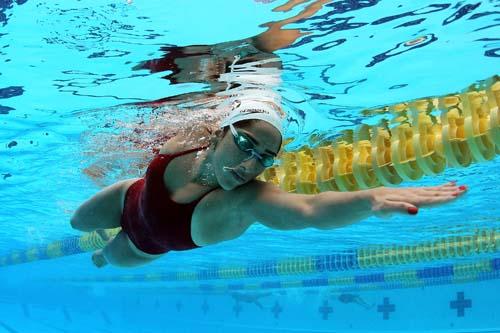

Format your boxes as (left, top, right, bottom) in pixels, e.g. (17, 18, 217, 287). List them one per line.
(217, 167, 241, 191)
(215, 171, 235, 191)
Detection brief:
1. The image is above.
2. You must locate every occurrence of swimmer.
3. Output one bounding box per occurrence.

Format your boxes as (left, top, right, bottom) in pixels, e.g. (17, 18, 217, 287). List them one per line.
(71, 96, 467, 268)
(336, 293, 374, 310)
(231, 292, 272, 310)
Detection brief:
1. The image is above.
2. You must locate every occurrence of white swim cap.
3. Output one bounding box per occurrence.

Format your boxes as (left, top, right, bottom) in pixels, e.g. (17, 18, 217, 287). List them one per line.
(219, 98, 285, 137)
(217, 54, 285, 137)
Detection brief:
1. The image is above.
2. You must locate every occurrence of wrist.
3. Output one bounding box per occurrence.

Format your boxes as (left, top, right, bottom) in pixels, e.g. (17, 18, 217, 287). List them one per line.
(354, 189, 375, 214)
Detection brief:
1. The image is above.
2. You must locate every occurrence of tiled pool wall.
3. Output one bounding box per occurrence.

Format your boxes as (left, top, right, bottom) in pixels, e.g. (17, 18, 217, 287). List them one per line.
(0, 279, 498, 333)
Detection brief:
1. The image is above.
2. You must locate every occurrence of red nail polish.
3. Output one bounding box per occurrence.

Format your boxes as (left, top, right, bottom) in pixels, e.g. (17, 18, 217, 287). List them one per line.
(452, 192, 459, 196)
(407, 207, 418, 215)
(459, 185, 467, 191)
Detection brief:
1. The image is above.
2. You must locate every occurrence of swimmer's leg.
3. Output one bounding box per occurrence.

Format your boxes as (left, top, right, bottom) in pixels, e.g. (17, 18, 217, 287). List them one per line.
(254, 301, 264, 310)
(70, 178, 140, 232)
(93, 231, 162, 268)
(354, 296, 374, 309)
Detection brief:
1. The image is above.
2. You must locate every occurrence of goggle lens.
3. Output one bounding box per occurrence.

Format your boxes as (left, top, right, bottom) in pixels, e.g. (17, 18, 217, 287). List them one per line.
(231, 128, 275, 167)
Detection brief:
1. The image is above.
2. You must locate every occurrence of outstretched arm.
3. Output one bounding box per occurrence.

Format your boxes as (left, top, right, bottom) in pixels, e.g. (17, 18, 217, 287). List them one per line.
(244, 180, 466, 231)
(192, 180, 466, 245)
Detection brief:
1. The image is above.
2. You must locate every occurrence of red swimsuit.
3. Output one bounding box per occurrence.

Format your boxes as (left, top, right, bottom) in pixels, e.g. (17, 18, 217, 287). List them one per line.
(120, 147, 212, 255)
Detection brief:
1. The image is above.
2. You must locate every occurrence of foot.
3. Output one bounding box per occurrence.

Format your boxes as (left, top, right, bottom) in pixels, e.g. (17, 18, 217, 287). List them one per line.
(91, 250, 108, 268)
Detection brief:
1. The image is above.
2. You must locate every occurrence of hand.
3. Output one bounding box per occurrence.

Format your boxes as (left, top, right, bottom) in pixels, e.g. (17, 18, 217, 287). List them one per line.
(368, 181, 467, 218)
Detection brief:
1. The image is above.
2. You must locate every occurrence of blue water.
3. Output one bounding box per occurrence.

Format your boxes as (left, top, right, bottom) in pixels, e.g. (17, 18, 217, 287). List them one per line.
(0, 0, 499, 332)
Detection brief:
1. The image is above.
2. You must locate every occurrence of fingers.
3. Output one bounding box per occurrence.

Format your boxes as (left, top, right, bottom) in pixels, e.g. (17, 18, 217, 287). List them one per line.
(422, 181, 455, 189)
(412, 183, 468, 200)
(381, 196, 446, 216)
(379, 200, 418, 215)
(373, 183, 468, 217)
(397, 191, 461, 206)
(420, 181, 459, 192)
(418, 187, 465, 198)
(422, 193, 459, 204)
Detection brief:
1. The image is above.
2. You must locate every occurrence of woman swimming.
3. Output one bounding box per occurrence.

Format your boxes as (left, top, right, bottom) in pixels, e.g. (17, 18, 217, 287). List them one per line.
(70, 91, 467, 268)
(71, 0, 468, 268)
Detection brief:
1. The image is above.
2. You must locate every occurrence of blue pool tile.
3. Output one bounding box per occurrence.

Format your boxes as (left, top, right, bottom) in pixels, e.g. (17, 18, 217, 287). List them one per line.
(228, 284, 244, 290)
(199, 284, 213, 291)
(261, 281, 281, 289)
(302, 278, 328, 287)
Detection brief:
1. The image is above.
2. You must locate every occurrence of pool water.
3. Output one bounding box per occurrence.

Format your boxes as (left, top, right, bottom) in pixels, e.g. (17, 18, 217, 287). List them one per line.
(0, 0, 499, 332)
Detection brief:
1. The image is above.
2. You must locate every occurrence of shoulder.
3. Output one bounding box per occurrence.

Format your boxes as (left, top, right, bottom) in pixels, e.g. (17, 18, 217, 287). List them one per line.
(197, 180, 279, 211)
(159, 127, 213, 154)
(190, 181, 266, 246)
(192, 179, 311, 246)
(191, 180, 286, 246)
(158, 135, 188, 155)
(195, 180, 283, 215)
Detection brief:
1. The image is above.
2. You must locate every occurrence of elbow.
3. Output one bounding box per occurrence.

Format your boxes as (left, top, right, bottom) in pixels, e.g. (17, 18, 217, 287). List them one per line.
(70, 210, 90, 232)
(70, 214, 80, 231)
(301, 197, 338, 230)
(299, 200, 318, 229)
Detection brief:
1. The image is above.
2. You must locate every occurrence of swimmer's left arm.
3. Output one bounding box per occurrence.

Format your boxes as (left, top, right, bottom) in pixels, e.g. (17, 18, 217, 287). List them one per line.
(246, 180, 465, 231)
(246, 180, 372, 230)
(193, 181, 464, 243)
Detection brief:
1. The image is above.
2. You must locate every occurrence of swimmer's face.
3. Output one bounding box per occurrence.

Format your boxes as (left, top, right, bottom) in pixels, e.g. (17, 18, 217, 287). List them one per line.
(213, 120, 282, 190)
